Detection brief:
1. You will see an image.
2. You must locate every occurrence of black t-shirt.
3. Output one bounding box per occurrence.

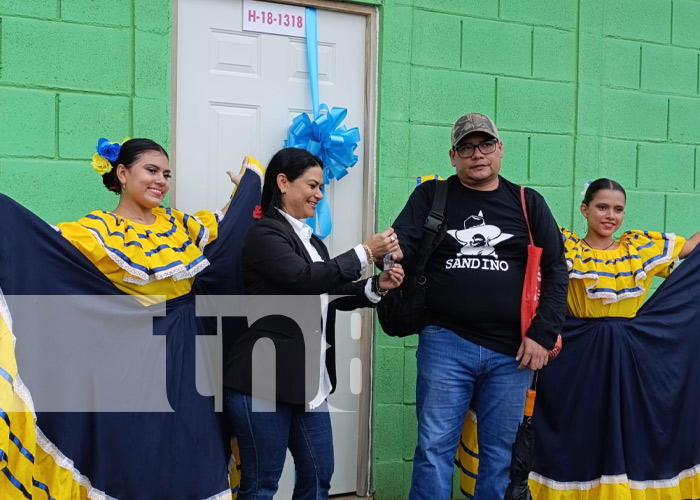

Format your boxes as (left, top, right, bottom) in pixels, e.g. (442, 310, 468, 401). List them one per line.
(393, 175, 567, 356)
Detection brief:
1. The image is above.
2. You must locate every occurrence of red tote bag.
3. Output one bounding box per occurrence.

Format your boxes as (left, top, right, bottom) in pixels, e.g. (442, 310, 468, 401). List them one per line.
(520, 186, 562, 360)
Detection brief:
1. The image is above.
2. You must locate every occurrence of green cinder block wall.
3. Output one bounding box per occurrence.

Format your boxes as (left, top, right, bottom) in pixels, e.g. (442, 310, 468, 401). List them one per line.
(0, 0, 171, 224)
(373, 0, 700, 498)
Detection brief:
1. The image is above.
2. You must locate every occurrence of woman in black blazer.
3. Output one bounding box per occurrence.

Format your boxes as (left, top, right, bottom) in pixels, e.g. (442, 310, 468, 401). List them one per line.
(223, 148, 404, 500)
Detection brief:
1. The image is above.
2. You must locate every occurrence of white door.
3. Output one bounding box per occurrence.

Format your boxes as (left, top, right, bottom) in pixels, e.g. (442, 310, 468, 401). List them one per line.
(175, 0, 369, 496)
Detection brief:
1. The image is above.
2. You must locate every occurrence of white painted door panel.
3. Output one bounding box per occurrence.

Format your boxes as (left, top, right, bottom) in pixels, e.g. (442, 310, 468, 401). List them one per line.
(176, 1, 368, 496)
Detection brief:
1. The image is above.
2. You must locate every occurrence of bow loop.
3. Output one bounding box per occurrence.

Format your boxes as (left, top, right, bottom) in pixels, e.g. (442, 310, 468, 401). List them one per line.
(285, 105, 360, 184)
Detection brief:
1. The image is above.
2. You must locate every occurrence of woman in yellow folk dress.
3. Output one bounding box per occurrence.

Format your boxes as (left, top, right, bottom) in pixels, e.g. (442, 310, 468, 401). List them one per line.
(459, 178, 700, 499)
(0, 138, 263, 499)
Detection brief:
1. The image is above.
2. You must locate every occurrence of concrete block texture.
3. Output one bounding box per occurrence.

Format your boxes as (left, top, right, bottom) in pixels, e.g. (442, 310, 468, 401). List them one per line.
(0, 17, 132, 93)
(408, 124, 456, 180)
(413, 0, 498, 18)
(602, 90, 668, 140)
(604, 0, 672, 43)
(533, 28, 577, 82)
(379, 62, 411, 122)
(529, 134, 574, 186)
(577, 33, 604, 84)
(499, 0, 578, 30)
(537, 186, 574, 228)
(573, 136, 605, 197)
(409, 67, 495, 125)
(374, 346, 405, 405)
(372, 461, 405, 500)
(461, 18, 532, 77)
(0, 159, 114, 224)
(669, 97, 700, 143)
(0, 88, 56, 157)
(410, 10, 461, 68)
(135, 0, 172, 34)
(0, 0, 57, 19)
(600, 138, 638, 189)
(373, 404, 405, 462)
(401, 404, 417, 461)
(135, 31, 171, 99)
(376, 176, 415, 229)
(603, 38, 641, 89)
(497, 78, 575, 134)
(402, 348, 417, 403)
(623, 191, 666, 231)
(60, 0, 132, 27)
(637, 142, 695, 191)
(672, 0, 700, 49)
(133, 97, 171, 150)
(378, 120, 411, 179)
(58, 94, 131, 159)
(497, 131, 527, 183)
(640, 44, 698, 95)
(381, 5, 413, 64)
(578, 0, 605, 34)
(577, 84, 604, 136)
(666, 193, 700, 236)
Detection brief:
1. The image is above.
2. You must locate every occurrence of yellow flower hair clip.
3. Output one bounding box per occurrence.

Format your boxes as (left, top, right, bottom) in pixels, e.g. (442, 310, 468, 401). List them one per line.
(91, 137, 131, 175)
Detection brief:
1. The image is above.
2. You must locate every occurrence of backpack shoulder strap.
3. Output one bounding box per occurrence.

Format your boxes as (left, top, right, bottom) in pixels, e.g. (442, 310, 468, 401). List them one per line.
(413, 180, 448, 280)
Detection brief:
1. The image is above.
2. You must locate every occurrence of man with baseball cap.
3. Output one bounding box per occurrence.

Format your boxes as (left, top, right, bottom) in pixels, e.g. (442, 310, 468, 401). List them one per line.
(390, 112, 567, 499)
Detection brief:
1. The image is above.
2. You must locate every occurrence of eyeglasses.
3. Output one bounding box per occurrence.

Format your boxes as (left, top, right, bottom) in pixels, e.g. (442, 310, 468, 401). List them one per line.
(453, 139, 499, 159)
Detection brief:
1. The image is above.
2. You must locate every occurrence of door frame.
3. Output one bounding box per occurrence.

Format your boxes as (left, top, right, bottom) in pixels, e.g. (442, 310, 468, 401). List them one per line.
(171, 1, 379, 495)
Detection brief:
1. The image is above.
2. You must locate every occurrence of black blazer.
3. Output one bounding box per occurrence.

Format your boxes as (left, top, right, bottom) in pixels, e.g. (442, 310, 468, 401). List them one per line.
(223, 209, 373, 405)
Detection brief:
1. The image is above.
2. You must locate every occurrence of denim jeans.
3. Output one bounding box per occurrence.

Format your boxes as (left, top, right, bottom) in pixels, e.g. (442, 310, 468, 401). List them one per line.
(224, 389, 334, 500)
(408, 326, 530, 500)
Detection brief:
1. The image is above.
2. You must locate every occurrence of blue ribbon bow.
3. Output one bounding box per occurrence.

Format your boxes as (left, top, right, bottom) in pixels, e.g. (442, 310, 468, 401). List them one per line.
(283, 8, 361, 239)
(286, 105, 360, 184)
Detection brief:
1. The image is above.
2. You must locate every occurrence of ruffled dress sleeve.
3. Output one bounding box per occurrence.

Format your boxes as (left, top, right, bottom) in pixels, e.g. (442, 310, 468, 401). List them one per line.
(560, 227, 685, 317)
(57, 207, 220, 301)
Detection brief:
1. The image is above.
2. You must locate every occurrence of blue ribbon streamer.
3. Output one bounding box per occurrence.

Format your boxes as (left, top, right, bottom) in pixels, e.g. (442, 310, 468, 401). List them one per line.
(306, 8, 320, 119)
(282, 8, 361, 239)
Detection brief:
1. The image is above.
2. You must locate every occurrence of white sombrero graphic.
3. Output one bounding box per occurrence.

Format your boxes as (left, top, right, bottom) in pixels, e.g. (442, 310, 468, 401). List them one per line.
(447, 211, 513, 258)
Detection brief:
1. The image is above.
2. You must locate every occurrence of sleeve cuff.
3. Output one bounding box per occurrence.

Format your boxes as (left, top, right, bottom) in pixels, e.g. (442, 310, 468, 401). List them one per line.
(364, 278, 381, 304)
(354, 244, 369, 272)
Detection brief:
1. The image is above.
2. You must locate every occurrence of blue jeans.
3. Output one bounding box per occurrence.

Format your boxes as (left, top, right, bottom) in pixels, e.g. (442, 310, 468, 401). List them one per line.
(224, 389, 334, 500)
(408, 326, 530, 500)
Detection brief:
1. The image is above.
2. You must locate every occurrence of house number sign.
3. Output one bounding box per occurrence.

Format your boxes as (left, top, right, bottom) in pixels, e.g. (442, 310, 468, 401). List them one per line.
(243, 0, 306, 37)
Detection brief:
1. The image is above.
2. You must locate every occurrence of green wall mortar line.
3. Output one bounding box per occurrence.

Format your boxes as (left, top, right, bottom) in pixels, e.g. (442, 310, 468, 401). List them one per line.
(494, 77, 499, 122)
(459, 18, 463, 69)
(526, 134, 531, 181)
(570, 0, 582, 226)
(635, 143, 640, 188)
(0, 82, 133, 97)
(54, 93, 60, 158)
(130, 0, 135, 135)
(530, 28, 534, 76)
(670, 1, 673, 44)
(0, 18, 3, 79)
